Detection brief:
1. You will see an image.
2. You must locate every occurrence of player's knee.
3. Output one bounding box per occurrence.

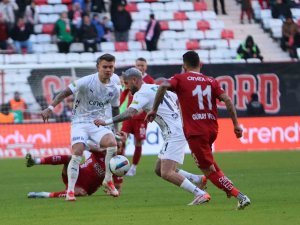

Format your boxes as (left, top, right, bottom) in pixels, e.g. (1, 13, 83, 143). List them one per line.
(72, 143, 85, 155)
(160, 170, 173, 181)
(154, 167, 161, 177)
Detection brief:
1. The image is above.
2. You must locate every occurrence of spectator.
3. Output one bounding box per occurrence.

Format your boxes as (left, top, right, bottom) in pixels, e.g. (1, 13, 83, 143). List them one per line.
(68, 3, 82, 30)
(271, 0, 292, 19)
(0, 103, 14, 124)
(240, 0, 253, 24)
(290, 26, 300, 58)
(280, 17, 298, 52)
(73, 0, 85, 12)
(10, 17, 33, 54)
(0, 0, 19, 30)
(9, 91, 29, 121)
(55, 12, 74, 53)
(237, 35, 264, 61)
(110, 0, 127, 18)
(258, 0, 270, 9)
(91, 0, 106, 14)
(111, 3, 132, 42)
(100, 16, 114, 42)
(60, 97, 74, 122)
(79, 15, 98, 52)
(15, 0, 31, 16)
(92, 14, 105, 42)
(145, 14, 161, 51)
(0, 13, 9, 50)
(213, 0, 227, 15)
(24, 1, 39, 25)
(246, 93, 265, 116)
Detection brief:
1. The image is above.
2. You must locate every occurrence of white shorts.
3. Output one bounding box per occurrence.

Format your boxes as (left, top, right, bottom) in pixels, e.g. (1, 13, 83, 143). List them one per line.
(158, 136, 187, 164)
(71, 123, 113, 147)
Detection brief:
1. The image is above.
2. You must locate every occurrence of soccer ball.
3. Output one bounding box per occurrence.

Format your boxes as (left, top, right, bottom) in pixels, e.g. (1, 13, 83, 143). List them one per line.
(109, 155, 130, 177)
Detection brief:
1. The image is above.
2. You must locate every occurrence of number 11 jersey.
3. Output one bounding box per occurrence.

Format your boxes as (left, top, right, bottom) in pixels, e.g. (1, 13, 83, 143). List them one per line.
(168, 72, 224, 139)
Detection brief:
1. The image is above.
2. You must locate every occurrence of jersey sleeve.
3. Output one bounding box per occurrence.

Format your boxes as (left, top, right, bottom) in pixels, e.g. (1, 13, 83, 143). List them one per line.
(212, 79, 225, 97)
(128, 92, 148, 111)
(167, 75, 179, 91)
(68, 77, 87, 94)
(110, 86, 120, 107)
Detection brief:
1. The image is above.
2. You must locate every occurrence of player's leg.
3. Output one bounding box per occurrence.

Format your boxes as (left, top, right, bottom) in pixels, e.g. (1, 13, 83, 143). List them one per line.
(188, 136, 250, 209)
(175, 168, 207, 190)
(26, 153, 71, 167)
(66, 124, 88, 201)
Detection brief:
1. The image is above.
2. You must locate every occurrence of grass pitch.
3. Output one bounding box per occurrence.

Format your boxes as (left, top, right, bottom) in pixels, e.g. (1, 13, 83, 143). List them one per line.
(0, 151, 299, 225)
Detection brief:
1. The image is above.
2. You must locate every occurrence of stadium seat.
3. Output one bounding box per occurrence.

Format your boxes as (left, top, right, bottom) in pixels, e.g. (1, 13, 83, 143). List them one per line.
(205, 30, 221, 39)
(189, 30, 205, 40)
(155, 11, 173, 21)
(0, 55, 4, 64)
(30, 35, 37, 43)
(231, 58, 246, 63)
(39, 14, 49, 24)
(135, 32, 145, 41)
(161, 30, 177, 39)
(62, 0, 72, 3)
(196, 50, 209, 60)
(247, 58, 262, 63)
(38, 53, 56, 63)
(24, 54, 38, 64)
(52, 53, 67, 63)
(200, 40, 215, 49)
(125, 3, 138, 12)
(79, 53, 94, 62)
(5, 54, 24, 64)
(66, 53, 80, 63)
(210, 58, 232, 64)
(48, 14, 59, 23)
(202, 11, 217, 20)
(229, 39, 242, 49)
(48, 0, 61, 4)
(174, 12, 188, 21)
(159, 21, 169, 30)
(33, 44, 45, 53)
(128, 41, 143, 51)
(53, 4, 68, 13)
(183, 20, 197, 30)
(158, 40, 173, 50)
(297, 48, 300, 58)
(215, 39, 229, 49)
(34, 24, 43, 33)
(171, 40, 186, 50)
(164, 2, 179, 12)
(131, 11, 150, 21)
(39, 5, 54, 14)
(44, 43, 58, 52)
(179, 2, 193, 11)
(100, 42, 115, 52)
(186, 12, 203, 20)
(197, 20, 210, 31)
(150, 51, 166, 60)
(136, 50, 151, 61)
(168, 21, 183, 30)
(291, 8, 300, 20)
(42, 24, 55, 34)
(151, 2, 165, 11)
(111, 52, 126, 62)
(69, 42, 84, 52)
(221, 29, 234, 40)
(186, 40, 200, 50)
(115, 42, 129, 51)
(137, 3, 151, 11)
(36, 34, 51, 43)
(176, 31, 189, 39)
(122, 51, 137, 61)
(209, 20, 225, 30)
(209, 49, 224, 59)
(34, 0, 47, 5)
(165, 50, 185, 60)
(193, 1, 207, 11)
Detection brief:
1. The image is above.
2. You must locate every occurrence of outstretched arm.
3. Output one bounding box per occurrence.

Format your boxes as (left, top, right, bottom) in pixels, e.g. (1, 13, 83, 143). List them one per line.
(112, 106, 120, 131)
(145, 81, 171, 122)
(94, 107, 139, 127)
(41, 87, 73, 122)
(218, 93, 243, 138)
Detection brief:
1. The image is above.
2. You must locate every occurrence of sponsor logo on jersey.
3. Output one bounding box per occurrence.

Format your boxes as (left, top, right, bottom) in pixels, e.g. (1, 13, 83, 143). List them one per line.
(88, 100, 109, 108)
(187, 76, 206, 82)
(171, 113, 179, 119)
(108, 92, 113, 97)
(72, 136, 84, 141)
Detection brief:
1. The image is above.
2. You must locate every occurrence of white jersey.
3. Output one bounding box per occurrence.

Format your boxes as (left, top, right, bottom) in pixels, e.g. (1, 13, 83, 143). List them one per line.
(129, 84, 184, 140)
(69, 73, 120, 124)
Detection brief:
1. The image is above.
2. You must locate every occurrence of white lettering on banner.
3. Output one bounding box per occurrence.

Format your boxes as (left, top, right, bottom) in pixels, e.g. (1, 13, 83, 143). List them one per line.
(240, 123, 300, 144)
(0, 148, 71, 158)
(0, 130, 51, 146)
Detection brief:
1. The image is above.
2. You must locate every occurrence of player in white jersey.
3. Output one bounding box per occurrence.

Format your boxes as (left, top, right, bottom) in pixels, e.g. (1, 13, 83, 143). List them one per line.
(41, 54, 120, 201)
(94, 68, 210, 205)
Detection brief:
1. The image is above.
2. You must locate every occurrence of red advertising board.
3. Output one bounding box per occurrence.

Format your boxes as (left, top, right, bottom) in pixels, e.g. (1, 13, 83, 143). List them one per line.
(0, 116, 299, 158)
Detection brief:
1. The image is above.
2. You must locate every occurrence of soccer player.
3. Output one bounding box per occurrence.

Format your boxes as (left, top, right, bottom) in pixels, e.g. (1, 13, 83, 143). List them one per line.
(94, 68, 209, 205)
(146, 51, 251, 209)
(26, 152, 106, 198)
(41, 54, 120, 201)
(120, 58, 155, 176)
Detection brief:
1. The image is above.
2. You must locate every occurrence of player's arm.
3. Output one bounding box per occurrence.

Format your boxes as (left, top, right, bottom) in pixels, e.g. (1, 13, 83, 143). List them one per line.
(218, 93, 243, 138)
(40, 87, 73, 122)
(112, 106, 120, 131)
(146, 81, 171, 122)
(94, 107, 139, 127)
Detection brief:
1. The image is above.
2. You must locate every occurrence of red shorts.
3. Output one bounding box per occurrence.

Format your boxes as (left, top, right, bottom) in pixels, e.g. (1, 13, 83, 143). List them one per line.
(121, 119, 147, 141)
(187, 132, 218, 169)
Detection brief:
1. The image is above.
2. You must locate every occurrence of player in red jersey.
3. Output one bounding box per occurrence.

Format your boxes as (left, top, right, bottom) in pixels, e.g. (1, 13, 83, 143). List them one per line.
(120, 57, 155, 176)
(146, 51, 251, 209)
(26, 151, 108, 198)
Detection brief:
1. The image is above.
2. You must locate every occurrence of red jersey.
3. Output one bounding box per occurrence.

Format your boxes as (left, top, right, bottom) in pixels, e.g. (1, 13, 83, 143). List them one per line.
(76, 152, 106, 195)
(168, 72, 224, 138)
(120, 74, 155, 120)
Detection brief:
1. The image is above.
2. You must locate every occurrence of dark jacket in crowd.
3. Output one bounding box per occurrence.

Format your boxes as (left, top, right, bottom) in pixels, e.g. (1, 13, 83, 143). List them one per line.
(112, 10, 132, 32)
(271, 2, 292, 19)
(10, 22, 33, 41)
(91, 0, 106, 13)
(79, 22, 98, 41)
(246, 94, 265, 116)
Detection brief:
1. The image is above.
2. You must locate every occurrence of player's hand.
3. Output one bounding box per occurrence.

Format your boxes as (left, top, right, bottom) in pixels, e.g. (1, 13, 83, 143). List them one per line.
(94, 119, 106, 127)
(234, 125, 243, 138)
(40, 108, 52, 123)
(145, 110, 157, 122)
(116, 131, 127, 143)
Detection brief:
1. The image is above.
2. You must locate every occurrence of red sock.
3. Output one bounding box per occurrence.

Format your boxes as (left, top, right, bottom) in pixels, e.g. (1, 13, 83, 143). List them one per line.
(49, 191, 66, 198)
(41, 155, 70, 165)
(132, 146, 142, 165)
(207, 171, 240, 197)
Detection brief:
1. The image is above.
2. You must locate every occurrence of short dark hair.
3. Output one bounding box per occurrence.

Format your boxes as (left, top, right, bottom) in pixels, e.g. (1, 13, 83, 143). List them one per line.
(182, 51, 200, 68)
(150, 14, 155, 19)
(96, 54, 115, 66)
(136, 57, 147, 63)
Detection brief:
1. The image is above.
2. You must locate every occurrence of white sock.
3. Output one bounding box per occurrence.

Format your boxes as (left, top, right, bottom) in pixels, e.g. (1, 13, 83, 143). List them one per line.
(67, 155, 82, 193)
(176, 169, 201, 184)
(104, 146, 117, 181)
(180, 178, 206, 196)
(34, 158, 41, 164)
(130, 164, 137, 170)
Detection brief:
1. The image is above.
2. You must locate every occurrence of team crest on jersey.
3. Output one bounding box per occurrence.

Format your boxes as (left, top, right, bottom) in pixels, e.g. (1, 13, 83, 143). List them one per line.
(171, 113, 179, 119)
(108, 92, 113, 97)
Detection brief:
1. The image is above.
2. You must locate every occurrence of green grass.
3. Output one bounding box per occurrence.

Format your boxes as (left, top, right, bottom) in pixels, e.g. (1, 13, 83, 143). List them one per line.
(0, 151, 300, 225)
